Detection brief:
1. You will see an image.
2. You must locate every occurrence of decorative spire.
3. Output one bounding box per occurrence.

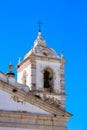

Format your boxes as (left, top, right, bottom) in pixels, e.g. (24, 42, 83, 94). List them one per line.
(9, 62, 13, 71)
(61, 51, 64, 59)
(6, 62, 15, 78)
(61, 51, 66, 65)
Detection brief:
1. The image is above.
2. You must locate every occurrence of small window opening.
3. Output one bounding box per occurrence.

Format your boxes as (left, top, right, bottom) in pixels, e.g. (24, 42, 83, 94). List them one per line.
(43, 52, 48, 56)
(35, 95, 41, 99)
(12, 89, 17, 93)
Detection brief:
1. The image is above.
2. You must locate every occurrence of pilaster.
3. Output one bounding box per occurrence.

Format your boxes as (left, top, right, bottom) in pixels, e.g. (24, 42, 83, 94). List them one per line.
(30, 59, 36, 90)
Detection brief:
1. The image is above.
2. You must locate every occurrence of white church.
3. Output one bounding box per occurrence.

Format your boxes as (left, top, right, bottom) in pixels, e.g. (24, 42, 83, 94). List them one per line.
(0, 26, 72, 130)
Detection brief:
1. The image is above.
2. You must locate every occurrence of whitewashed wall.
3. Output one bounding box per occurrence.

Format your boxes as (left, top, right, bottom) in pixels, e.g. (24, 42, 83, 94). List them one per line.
(0, 90, 50, 115)
(17, 63, 32, 89)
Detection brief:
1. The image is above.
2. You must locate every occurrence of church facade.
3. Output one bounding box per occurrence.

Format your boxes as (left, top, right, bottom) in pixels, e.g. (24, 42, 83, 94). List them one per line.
(0, 28, 72, 130)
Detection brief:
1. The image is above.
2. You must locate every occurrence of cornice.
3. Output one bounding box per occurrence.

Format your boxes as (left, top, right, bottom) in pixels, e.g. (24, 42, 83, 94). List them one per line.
(0, 110, 65, 120)
(0, 110, 70, 129)
(17, 55, 61, 69)
(32, 91, 66, 97)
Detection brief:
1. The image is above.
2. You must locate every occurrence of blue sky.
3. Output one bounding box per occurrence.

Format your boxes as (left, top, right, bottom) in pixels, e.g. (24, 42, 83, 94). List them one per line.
(0, 0, 87, 129)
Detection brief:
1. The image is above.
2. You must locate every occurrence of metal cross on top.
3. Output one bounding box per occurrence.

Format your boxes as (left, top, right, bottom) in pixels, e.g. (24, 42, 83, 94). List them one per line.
(38, 22, 42, 32)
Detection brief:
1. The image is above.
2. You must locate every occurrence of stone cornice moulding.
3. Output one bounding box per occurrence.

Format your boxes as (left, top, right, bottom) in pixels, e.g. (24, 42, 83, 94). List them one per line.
(17, 55, 62, 69)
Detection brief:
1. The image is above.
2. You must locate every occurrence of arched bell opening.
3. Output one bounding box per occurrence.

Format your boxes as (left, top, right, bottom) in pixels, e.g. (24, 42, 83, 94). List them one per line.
(43, 67, 53, 92)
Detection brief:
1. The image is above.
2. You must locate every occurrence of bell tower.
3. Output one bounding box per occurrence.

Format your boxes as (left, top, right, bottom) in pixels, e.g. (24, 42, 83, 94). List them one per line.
(17, 28, 66, 110)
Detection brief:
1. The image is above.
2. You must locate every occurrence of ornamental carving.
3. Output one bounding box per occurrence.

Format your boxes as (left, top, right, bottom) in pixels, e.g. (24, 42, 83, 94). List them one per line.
(44, 96, 61, 107)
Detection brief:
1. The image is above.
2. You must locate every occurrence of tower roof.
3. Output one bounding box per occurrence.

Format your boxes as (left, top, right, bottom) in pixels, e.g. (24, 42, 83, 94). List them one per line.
(34, 31, 47, 47)
(24, 30, 59, 60)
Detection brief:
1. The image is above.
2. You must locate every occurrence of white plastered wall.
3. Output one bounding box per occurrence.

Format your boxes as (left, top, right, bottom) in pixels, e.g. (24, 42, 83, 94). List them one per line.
(0, 90, 50, 115)
(17, 63, 32, 89)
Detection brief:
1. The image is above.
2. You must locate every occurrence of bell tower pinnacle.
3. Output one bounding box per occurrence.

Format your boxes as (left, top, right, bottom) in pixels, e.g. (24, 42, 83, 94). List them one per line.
(17, 27, 66, 110)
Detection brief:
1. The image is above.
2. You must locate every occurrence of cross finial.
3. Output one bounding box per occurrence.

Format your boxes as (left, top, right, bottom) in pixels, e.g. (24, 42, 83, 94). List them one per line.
(38, 22, 42, 32)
